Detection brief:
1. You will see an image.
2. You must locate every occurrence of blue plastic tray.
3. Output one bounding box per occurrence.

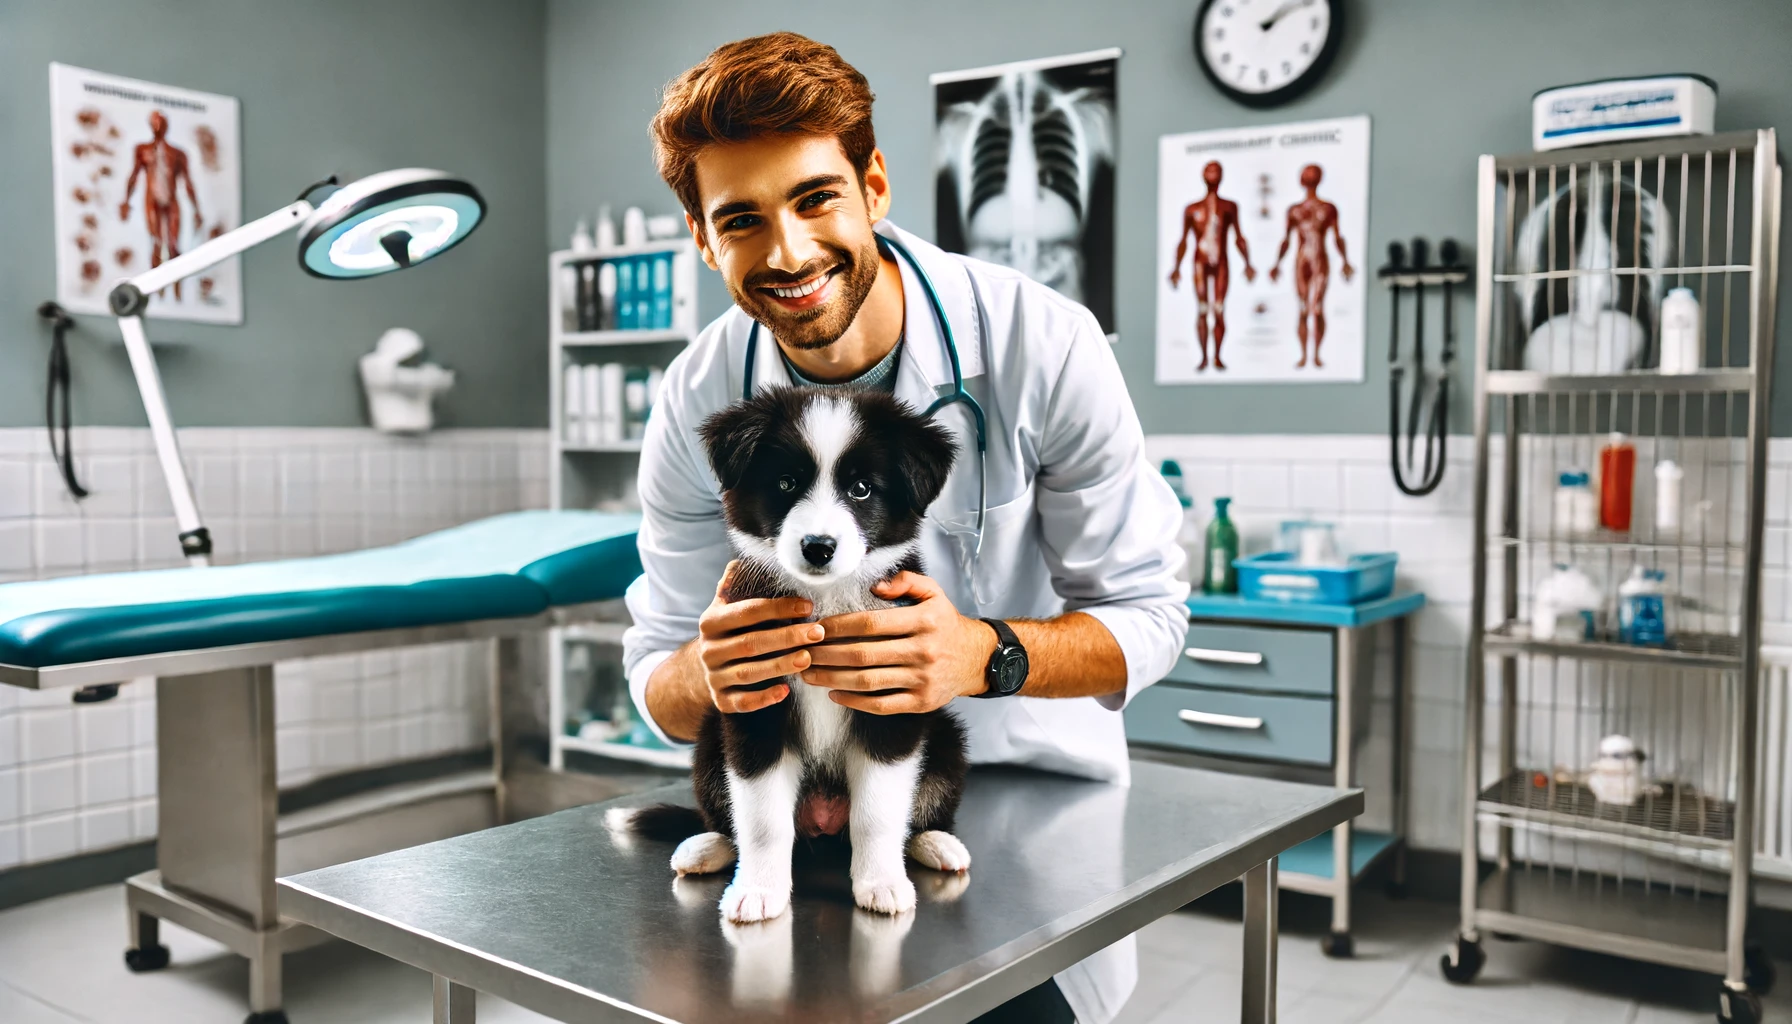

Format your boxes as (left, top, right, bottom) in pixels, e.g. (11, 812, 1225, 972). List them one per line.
(1233, 551, 1398, 605)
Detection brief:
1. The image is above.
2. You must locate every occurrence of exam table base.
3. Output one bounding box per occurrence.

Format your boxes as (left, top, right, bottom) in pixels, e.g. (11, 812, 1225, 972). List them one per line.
(121, 638, 527, 1022)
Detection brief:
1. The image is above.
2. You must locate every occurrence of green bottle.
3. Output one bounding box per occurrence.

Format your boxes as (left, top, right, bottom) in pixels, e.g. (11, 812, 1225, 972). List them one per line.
(1203, 497, 1240, 595)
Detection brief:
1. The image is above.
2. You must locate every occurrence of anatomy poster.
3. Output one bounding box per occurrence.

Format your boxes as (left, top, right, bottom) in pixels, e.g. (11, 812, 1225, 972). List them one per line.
(1156, 116, 1368, 384)
(934, 49, 1118, 341)
(49, 63, 242, 323)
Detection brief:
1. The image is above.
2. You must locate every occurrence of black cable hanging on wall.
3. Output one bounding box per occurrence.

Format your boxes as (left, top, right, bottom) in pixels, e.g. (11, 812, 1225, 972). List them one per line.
(35, 301, 88, 500)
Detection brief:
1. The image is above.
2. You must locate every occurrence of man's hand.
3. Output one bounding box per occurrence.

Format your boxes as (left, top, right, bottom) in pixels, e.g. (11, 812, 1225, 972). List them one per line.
(696, 562, 821, 714)
(119, 202, 131, 221)
(1168, 268, 1181, 288)
(802, 572, 997, 714)
(1341, 262, 1355, 282)
(1269, 264, 1282, 282)
(1244, 264, 1257, 282)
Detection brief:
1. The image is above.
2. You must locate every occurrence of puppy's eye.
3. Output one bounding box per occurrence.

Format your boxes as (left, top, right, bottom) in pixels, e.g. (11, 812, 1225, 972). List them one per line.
(846, 480, 872, 501)
(778, 476, 797, 493)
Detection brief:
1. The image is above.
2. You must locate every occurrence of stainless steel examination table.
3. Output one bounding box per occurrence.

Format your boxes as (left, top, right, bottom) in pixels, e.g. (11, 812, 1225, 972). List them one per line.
(277, 762, 1361, 1024)
(0, 510, 644, 1024)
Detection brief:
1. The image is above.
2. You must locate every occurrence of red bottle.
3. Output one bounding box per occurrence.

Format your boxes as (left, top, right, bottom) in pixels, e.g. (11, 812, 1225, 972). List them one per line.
(1600, 434, 1635, 532)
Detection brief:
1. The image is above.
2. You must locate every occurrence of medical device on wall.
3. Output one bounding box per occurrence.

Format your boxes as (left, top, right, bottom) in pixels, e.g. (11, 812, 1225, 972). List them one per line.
(1532, 75, 1716, 153)
(106, 168, 486, 566)
(1379, 236, 1467, 497)
(359, 327, 455, 434)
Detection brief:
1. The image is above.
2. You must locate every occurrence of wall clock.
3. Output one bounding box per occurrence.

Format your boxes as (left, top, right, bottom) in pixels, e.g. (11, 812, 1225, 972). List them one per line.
(1194, 0, 1343, 108)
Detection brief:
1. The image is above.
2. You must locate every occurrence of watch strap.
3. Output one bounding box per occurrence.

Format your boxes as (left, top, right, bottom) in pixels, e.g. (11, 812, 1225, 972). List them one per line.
(976, 617, 1027, 698)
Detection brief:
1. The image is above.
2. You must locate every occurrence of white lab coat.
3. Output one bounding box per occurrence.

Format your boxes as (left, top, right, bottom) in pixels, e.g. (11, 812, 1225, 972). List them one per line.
(623, 220, 1190, 1024)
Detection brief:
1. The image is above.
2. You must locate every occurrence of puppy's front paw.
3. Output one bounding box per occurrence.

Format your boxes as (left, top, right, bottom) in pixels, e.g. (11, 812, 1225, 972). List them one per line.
(852, 871, 917, 915)
(720, 884, 790, 923)
(906, 830, 972, 873)
(671, 832, 736, 876)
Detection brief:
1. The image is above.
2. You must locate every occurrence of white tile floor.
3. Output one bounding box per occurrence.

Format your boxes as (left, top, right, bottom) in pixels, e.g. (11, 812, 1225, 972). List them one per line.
(0, 883, 1779, 1023)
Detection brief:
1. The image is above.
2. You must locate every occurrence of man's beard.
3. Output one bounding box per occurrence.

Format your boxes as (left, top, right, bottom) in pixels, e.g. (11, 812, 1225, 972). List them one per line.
(730, 236, 881, 352)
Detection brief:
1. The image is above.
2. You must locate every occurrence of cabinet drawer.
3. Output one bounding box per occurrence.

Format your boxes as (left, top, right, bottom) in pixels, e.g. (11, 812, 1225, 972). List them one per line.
(1125, 683, 1333, 766)
(1164, 622, 1334, 696)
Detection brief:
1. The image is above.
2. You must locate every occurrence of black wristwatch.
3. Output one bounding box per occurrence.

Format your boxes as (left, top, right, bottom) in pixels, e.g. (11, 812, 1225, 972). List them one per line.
(974, 618, 1029, 698)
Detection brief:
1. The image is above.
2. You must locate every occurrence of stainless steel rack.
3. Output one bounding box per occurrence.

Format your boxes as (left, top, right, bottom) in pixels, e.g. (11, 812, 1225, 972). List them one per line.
(1448, 130, 1781, 1024)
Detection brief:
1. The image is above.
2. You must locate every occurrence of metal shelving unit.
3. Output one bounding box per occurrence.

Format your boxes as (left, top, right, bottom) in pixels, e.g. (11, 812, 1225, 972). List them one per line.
(545, 240, 698, 772)
(1449, 130, 1781, 1024)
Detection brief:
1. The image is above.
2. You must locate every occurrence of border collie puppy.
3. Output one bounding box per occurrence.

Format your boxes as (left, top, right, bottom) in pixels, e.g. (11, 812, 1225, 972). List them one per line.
(608, 386, 971, 923)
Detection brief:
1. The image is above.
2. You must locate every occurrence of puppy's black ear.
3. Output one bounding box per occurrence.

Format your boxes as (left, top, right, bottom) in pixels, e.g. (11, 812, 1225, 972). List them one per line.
(698, 396, 773, 491)
(893, 409, 959, 509)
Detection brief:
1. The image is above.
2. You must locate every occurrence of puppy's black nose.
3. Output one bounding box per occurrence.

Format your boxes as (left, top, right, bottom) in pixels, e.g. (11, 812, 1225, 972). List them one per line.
(801, 535, 837, 567)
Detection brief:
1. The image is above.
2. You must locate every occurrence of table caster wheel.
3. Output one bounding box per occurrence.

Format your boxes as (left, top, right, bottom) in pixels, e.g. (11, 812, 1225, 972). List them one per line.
(244, 1012, 289, 1024)
(1321, 930, 1354, 958)
(1718, 986, 1762, 1024)
(124, 945, 170, 972)
(1746, 945, 1775, 994)
(1440, 937, 1484, 984)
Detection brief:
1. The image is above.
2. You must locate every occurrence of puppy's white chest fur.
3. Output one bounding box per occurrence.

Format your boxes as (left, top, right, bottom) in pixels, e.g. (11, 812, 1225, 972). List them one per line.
(790, 581, 896, 763)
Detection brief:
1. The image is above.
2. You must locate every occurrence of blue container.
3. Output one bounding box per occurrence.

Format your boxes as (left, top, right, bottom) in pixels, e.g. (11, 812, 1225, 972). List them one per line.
(1233, 551, 1398, 605)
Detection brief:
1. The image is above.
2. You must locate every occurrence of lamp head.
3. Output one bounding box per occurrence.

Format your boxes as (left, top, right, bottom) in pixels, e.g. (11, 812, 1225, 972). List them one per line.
(298, 169, 484, 279)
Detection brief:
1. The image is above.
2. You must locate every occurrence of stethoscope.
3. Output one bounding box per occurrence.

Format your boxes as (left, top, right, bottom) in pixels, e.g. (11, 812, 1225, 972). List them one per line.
(743, 233, 989, 560)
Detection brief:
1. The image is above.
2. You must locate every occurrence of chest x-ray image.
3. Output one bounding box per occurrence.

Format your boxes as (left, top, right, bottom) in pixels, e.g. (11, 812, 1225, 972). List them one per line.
(933, 49, 1118, 339)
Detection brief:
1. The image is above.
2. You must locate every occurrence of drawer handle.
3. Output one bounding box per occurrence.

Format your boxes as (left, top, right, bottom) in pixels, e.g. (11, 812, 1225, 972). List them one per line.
(1183, 647, 1265, 666)
(1178, 709, 1265, 730)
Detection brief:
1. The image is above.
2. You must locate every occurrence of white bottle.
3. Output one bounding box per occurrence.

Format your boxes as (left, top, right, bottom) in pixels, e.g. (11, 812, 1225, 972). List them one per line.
(623, 206, 648, 248)
(1654, 460, 1683, 532)
(595, 205, 618, 251)
(1553, 472, 1597, 536)
(1659, 287, 1701, 373)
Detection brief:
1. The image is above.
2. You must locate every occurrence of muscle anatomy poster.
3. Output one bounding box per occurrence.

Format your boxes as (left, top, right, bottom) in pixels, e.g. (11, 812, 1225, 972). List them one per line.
(50, 63, 243, 323)
(1156, 116, 1368, 384)
(934, 49, 1118, 341)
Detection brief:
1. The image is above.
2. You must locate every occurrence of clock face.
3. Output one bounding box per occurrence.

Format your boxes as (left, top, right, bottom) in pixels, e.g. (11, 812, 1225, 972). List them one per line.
(1195, 0, 1341, 107)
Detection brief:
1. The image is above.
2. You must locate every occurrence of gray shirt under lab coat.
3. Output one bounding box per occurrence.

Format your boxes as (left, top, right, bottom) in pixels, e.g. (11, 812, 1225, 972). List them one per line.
(622, 220, 1191, 1024)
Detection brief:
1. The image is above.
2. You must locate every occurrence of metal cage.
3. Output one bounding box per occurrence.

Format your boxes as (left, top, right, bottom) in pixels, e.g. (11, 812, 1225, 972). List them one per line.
(1452, 130, 1782, 1019)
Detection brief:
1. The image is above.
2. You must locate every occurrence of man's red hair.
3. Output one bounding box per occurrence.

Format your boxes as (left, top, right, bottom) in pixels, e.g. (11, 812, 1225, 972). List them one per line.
(651, 32, 877, 227)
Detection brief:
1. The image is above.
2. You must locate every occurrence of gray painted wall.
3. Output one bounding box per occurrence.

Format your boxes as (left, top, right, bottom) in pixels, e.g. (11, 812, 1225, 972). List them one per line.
(0, 0, 549, 429)
(545, 0, 1792, 435)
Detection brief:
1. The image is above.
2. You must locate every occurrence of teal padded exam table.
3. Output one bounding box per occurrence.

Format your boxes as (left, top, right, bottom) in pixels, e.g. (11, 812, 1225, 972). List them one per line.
(0, 510, 643, 1024)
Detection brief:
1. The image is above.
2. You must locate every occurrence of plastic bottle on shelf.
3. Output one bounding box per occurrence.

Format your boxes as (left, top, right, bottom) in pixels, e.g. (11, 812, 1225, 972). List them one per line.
(1553, 471, 1597, 536)
(1658, 287, 1702, 373)
(1654, 460, 1683, 533)
(1618, 566, 1670, 646)
(1599, 434, 1635, 532)
(623, 206, 648, 248)
(1202, 497, 1240, 595)
(595, 205, 617, 251)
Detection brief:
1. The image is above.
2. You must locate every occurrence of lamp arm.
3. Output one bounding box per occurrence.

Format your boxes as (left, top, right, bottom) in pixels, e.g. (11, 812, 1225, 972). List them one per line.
(107, 198, 313, 568)
(110, 200, 313, 314)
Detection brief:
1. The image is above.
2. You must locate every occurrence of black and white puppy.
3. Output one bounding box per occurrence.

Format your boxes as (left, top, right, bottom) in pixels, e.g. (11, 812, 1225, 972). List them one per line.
(608, 386, 971, 924)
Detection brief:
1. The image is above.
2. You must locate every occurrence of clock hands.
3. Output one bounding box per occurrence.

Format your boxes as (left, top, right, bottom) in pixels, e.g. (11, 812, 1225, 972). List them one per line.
(1257, 0, 1309, 32)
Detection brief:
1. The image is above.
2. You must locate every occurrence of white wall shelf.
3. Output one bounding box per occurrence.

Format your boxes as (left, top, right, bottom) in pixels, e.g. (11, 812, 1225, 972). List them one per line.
(546, 236, 697, 774)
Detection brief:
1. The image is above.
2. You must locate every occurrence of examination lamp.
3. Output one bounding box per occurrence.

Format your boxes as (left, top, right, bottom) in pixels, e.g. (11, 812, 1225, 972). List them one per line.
(107, 168, 486, 568)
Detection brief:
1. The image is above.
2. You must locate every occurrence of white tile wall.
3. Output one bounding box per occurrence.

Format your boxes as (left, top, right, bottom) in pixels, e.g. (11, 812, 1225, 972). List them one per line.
(1146, 434, 1792, 852)
(0, 426, 550, 870)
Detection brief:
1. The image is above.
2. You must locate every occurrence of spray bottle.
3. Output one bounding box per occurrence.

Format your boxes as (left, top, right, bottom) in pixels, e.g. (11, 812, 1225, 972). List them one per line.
(1202, 497, 1240, 595)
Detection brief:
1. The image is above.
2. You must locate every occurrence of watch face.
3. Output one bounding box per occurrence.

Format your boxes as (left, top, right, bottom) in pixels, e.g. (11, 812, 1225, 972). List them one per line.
(1196, 0, 1340, 108)
(996, 649, 1029, 693)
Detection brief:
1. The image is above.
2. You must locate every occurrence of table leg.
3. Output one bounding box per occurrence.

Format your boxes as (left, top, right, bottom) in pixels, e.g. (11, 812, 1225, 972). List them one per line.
(1328, 628, 1357, 957)
(434, 977, 477, 1023)
(1391, 616, 1410, 893)
(1241, 859, 1278, 1024)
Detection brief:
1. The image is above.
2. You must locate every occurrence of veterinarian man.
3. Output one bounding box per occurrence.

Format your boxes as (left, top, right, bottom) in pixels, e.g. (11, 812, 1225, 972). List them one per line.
(624, 32, 1188, 1024)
